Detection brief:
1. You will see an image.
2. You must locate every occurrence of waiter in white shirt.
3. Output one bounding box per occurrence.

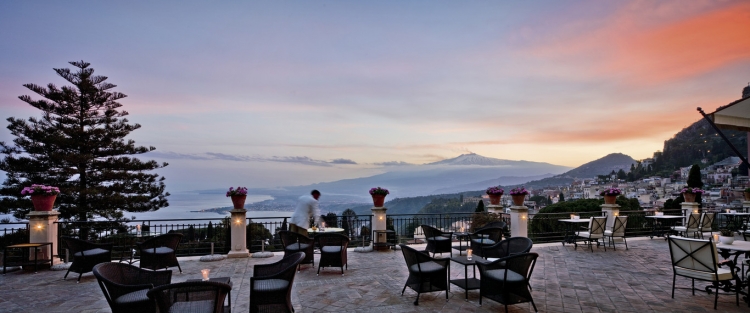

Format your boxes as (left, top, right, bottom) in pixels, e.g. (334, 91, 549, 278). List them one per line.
(290, 190, 322, 237)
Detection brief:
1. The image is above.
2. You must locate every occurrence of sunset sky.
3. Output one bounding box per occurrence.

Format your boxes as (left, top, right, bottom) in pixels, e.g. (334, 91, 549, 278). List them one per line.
(1, 1, 750, 191)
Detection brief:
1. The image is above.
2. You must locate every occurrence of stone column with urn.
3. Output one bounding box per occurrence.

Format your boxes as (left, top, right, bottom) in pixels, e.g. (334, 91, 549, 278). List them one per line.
(600, 188, 621, 230)
(508, 187, 529, 238)
(226, 187, 249, 258)
(28, 211, 63, 265)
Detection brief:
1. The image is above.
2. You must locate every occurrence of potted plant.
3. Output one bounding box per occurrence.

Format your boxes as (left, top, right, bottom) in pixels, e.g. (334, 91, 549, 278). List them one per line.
(369, 187, 389, 207)
(21, 184, 60, 211)
(485, 186, 504, 205)
(509, 187, 529, 206)
(680, 187, 704, 203)
(718, 228, 734, 245)
(599, 188, 621, 205)
(744, 187, 750, 201)
(226, 186, 248, 209)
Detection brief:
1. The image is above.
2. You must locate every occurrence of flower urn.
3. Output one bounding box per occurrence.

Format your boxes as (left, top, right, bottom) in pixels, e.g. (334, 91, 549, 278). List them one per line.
(511, 195, 525, 206)
(683, 193, 697, 203)
(372, 194, 386, 207)
(604, 195, 617, 205)
(231, 195, 247, 209)
(31, 194, 56, 211)
(744, 192, 750, 201)
(488, 194, 501, 205)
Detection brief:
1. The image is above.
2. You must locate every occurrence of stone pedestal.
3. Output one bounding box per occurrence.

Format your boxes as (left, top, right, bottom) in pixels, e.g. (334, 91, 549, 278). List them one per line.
(486, 204, 504, 214)
(371, 207, 387, 248)
(600, 204, 620, 230)
(227, 209, 249, 258)
(681, 202, 700, 216)
(27, 211, 62, 264)
(509, 206, 528, 238)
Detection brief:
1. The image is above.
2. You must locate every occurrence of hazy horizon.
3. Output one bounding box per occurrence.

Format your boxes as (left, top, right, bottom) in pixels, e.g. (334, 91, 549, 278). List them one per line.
(1, 1, 749, 192)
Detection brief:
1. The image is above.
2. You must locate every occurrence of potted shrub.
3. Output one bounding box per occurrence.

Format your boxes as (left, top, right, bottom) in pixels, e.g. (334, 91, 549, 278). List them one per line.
(599, 188, 621, 205)
(485, 186, 504, 205)
(21, 184, 60, 211)
(509, 187, 529, 206)
(718, 228, 734, 245)
(680, 187, 704, 203)
(369, 187, 389, 207)
(226, 186, 248, 209)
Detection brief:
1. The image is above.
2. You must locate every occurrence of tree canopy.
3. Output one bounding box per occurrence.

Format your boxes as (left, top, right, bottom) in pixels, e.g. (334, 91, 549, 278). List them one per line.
(0, 61, 169, 221)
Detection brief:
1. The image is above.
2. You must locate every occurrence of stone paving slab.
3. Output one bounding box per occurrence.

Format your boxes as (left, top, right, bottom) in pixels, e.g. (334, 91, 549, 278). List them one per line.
(0, 237, 748, 312)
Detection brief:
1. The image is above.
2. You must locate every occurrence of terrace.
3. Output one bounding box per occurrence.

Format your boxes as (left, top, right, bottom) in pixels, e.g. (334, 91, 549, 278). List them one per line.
(1, 237, 748, 312)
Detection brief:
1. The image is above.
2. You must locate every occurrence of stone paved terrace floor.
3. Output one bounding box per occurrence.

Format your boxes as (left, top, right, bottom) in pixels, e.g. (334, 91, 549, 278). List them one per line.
(1, 237, 749, 312)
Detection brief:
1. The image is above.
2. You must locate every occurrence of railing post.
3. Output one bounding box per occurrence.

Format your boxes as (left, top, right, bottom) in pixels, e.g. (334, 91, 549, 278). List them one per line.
(27, 211, 62, 264)
(509, 204, 528, 238)
(226, 208, 249, 258)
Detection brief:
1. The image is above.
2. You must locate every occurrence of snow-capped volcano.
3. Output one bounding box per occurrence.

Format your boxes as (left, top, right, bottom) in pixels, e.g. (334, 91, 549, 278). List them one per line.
(427, 153, 526, 166)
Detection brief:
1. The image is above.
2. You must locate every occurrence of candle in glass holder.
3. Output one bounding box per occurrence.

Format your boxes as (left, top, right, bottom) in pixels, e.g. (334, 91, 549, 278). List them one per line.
(467, 249, 473, 260)
(136, 224, 141, 234)
(713, 234, 719, 242)
(201, 269, 210, 281)
(570, 214, 575, 219)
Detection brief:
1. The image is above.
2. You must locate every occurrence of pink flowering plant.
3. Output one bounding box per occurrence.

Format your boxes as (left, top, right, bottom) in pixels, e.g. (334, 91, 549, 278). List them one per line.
(369, 187, 389, 196)
(599, 188, 622, 196)
(21, 184, 60, 196)
(226, 186, 248, 197)
(681, 187, 705, 194)
(509, 187, 529, 196)
(486, 186, 504, 196)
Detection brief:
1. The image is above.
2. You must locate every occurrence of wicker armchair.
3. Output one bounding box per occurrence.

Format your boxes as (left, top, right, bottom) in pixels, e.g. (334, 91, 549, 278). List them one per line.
(399, 244, 450, 305)
(315, 233, 349, 276)
(482, 236, 533, 259)
(469, 227, 504, 257)
(420, 225, 453, 257)
(250, 252, 305, 313)
(147, 281, 231, 313)
(93, 262, 172, 313)
(476, 221, 510, 239)
(137, 233, 183, 273)
(476, 252, 539, 312)
(279, 230, 314, 271)
(62, 236, 113, 282)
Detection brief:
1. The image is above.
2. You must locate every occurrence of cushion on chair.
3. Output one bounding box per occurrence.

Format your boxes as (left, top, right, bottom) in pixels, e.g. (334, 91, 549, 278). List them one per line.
(429, 236, 450, 241)
(253, 278, 289, 292)
(321, 246, 341, 253)
(141, 247, 174, 255)
(285, 243, 310, 251)
(575, 231, 603, 239)
(168, 300, 214, 313)
(483, 269, 525, 283)
(74, 248, 110, 257)
(113, 289, 150, 305)
(409, 261, 445, 274)
(471, 238, 496, 245)
(674, 267, 733, 281)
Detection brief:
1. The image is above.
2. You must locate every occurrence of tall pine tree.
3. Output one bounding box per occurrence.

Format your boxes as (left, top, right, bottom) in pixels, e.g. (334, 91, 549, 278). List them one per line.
(0, 61, 169, 221)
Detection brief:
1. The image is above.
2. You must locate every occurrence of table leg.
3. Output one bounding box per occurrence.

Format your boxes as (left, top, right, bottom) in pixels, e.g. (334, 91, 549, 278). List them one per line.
(464, 264, 468, 301)
(33, 246, 38, 273)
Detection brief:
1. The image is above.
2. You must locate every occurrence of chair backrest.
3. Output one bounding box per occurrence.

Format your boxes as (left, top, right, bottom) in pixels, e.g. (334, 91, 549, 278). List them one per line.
(590, 217, 607, 235)
(611, 216, 628, 237)
(147, 281, 231, 313)
(667, 236, 719, 274)
(420, 224, 441, 238)
(477, 221, 507, 231)
(252, 252, 304, 281)
(471, 227, 503, 243)
(399, 244, 436, 269)
(476, 252, 539, 284)
(685, 213, 701, 229)
(278, 230, 312, 247)
(140, 233, 183, 249)
(699, 212, 715, 229)
(61, 236, 97, 254)
(316, 233, 350, 248)
(482, 237, 533, 258)
(93, 262, 172, 305)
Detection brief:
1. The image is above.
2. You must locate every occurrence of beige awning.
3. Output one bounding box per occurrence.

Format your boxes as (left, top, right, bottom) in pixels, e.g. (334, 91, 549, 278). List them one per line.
(707, 97, 750, 132)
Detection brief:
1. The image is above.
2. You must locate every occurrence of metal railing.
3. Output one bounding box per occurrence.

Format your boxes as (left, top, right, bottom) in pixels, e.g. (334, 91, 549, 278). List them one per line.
(246, 214, 373, 252)
(388, 213, 511, 244)
(0, 222, 30, 250)
(55, 218, 231, 261)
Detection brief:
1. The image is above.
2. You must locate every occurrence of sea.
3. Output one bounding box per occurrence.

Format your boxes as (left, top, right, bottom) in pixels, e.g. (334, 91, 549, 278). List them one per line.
(0, 192, 292, 225)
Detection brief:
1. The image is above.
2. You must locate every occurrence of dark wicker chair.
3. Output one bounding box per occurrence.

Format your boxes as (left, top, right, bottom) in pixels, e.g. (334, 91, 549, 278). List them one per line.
(420, 225, 453, 257)
(250, 252, 305, 313)
(279, 230, 314, 271)
(399, 244, 450, 305)
(93, 262, 172, 313)
(137, 233, 183, 273)
(477, 221, 510, 238)
(476, 252, 539, 312)
(147, 281, 231, 313)
(481, 237, 533, 259)
(469, 227, 504, 257)
(315, 233, 349, 276)
(62, 236, 113, 282)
